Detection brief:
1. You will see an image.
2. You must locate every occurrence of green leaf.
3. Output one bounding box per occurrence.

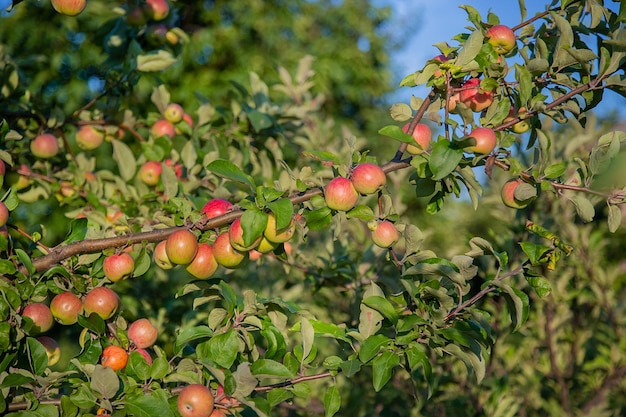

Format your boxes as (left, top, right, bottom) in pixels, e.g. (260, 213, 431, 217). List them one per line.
(27, 337, 48, 375)
(346, 204, 375, 221)
(519, 242, 551, 265)
(429, 140, 463, 181)
(493, 282, 529, 331)
(60, 395, 79, 417)
(456, 30, 484, 67)
(359, 334, 390, 363)
(267, 388, 293, 407)
(444, 344, 485, 383)
(111, 140, 136, 182)
(63, 218, 88, 244)
(544, 162, 567, 179)
(362, 296, 398, 325)
(250, 359, 295, 378)
(524, 273, 552, 298)
(514, 63, 533, 107)
(300, 317, 314, 367)
(303, 206, 332, 231)
(247, 110, 274, 132)
(240, 209, 268, 247)
(0, 372, 35, 388)
(137, 50, 178, 72)
(14, 249, 34, 276)
(266, 198, 294, 230)
(90, 365, 119, 399)
(77, 313, 106, 336)
(570, 195, 595, 223)
(324, 385, 341, 417)
(378, 125, 414, 144)
(206, 159, 256, 191)
(608, 204, 622, 233)
(198, 329, 239, 369)
(340, 359, 361, 377)
(127, 351, 152, 381)
(371, 351, 399, 392)
(125, 393, 175, 417)
(174, 325, 213, 352)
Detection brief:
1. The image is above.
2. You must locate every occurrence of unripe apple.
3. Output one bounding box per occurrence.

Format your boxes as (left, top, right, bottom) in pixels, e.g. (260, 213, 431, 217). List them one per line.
(0, 201, 8, 227)
(351, 163, 386, 195)
(164, 103, 184, 123)
(135, 348, 153, 365)
(100, 345, 129, 371)
(22, 303, 54, 335)
(31, 134, 59, 159)
(150, 119, 176, 139)
(229, 218, 261, 251)
(37, 336, 61, 366)
(324, 177, 359, 211)
(213, 232, 247, 269)
(263, 213, 295, 243)
(138, 161, 162, 186)
(50, 291, 83, 325)
(103, 253, 135, 282)
(464, 127, 497, 155)
(501, 179, 536, 209)
(145, 0, 170, 21)
(177, 384, 215, 417)
(76, 125, 105, 151)
(153, 240, 174, 270)
(51, 0, 86, 16)
(256, 236, 278, 254)
(127, 318, 158, 349)
(402, 123, 432, 155)
(485, 25, 516, 54)
(370, 220, 399, 248)
(202, 199, 233, 219)
(166, 229, 198, 265)
(186, 243, 219, 279)
(459, 78, 494, 112)
(83, 287, 120, 320)
(505, 107, 531, 133)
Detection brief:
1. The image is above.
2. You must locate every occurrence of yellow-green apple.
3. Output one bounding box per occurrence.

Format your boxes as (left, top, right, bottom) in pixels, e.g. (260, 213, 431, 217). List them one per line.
(103, 253, 135, 282)
(138, 161, 163, 186)
(177, 384, 215, 417)
(324, 177, 359, 211)
(76, 125, 105, 150)
(145, 0, 170, 21)
(402, 123, 432, 155)
(100, 345, 129, 371)
(22, 303, 54, 335)
(464, 127, 497, 154)
(485, 25, 516, 54)
(228, 218, 261, 251)
(505, 107, 530, 133)
(263, 213, 295, 243)
(31, 134, 59, 159)
(351, 163, 386, 195)
(186, 243, 219, 279)
(501, 179, 535, 209)
(37, 336, 61, 366)
(164, 103, 184, 123)
(153, 240, 174, 269)
(51, 0, 86, 16)
(127, 318, 158, 349)
(50, 291, 83, 325)
(256, 236, 278, 254)
(165, 229, 198, 265)
(370, 220, 399, 248)
(460, 78, 494, 112)
(202, 199, 233, 219)
(83, 287, 120, 320)
(213, 232, 247, 268)
(150, 119, 176, 139)
(0, 202, 8, 227)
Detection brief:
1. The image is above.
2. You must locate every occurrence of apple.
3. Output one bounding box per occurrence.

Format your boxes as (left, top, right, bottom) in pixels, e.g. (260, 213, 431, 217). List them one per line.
(31, 134, 59, 159)
(177, 384, 215, 417)
(150, 119, 176, 139)
(213, 232, 247, 269)
(186, 243, 219, 279)
(135, 348, 153, 365)
(505, 107, 531, 133)
(263, 213, 295, 243)
(126, 6, 145, 25)
(0, 201, 8, 227)
(164, 103, 184, 123)
(50, 291, 83, 325)
(202, 199, 233, 220)
(485, 25, 516, 54)
(324, 177, 359, 211)
(459, 78, 494, 112)
(127, 318, 158, 349)
(145, 0, 170, 21)
(154, 240, 174, 269)
(447, 92, 461, 113)
(177, 113, 194, 133)
(6, 164, 32, 190)
(0, 160, 5, 176)
(75, 125, 105, 150)
(370, 220, 399, 248)
(464, 127, 497, 155)
(138, 161, 163, 186)
(402, 123, 432, 155)
(100, 345, 129, 371)
(165, 158, 183, 178)
(37, 336, 61, 366)
(51, 0, 86, 16)
(166, 229, 199, 265)
(351, 163, 386, 195)
(103, 253, 135, 282)
(22, 303, 54, 335)
(83, 287, 121, 320)
(145, 24, 169, 46)
(501, 179, 535, 209)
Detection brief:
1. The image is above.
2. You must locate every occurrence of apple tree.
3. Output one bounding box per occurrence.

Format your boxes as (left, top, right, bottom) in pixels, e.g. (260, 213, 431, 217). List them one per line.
(1, 0, 626, 416)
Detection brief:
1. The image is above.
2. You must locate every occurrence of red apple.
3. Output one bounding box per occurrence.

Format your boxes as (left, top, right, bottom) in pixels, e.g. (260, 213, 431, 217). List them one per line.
(127, 318, 158, 349)
(50, 292, 83, 325)
(100, 345, 129, 371)
(447, 92, 461, 113)
(150, 119, 176, 139)
(31, 134, 59, 159)
(177, 384, 215, 417)
(83, 287, 120, 320)
(138, 161, 163, 186)
(186, 243, 219, 279)
(135, 348, 153, 365)
(213, 232, 247, 269)
(154, 240, 174, 270)
(37, 336, 61, 366)
(201, 199, 233, 219)
(166, 229, 199, 265)
(402, 123, 432, 155)
(0, 202, 8, 227)
(324, 177, 359, 211)
(164, 103, 184, 123)
(0, 160, 5, 176)
(75, 125, 105, 151)
(351, 163, 386, 195)
(165, 158, 183, 178)
(51, 0, 86, 16)
(464, 127, 497, 155)
(485, 25, 516, 54)
(370, 220, 399, 248)
(103, 253, 135, 282)
(501, 179, 535, 209)
(22, 303, 54, 335)
(229, 218, 261, 251)
(145, 0, 170, 21)
(263, 213, 295, 244)
(460, 78, 494, 112)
